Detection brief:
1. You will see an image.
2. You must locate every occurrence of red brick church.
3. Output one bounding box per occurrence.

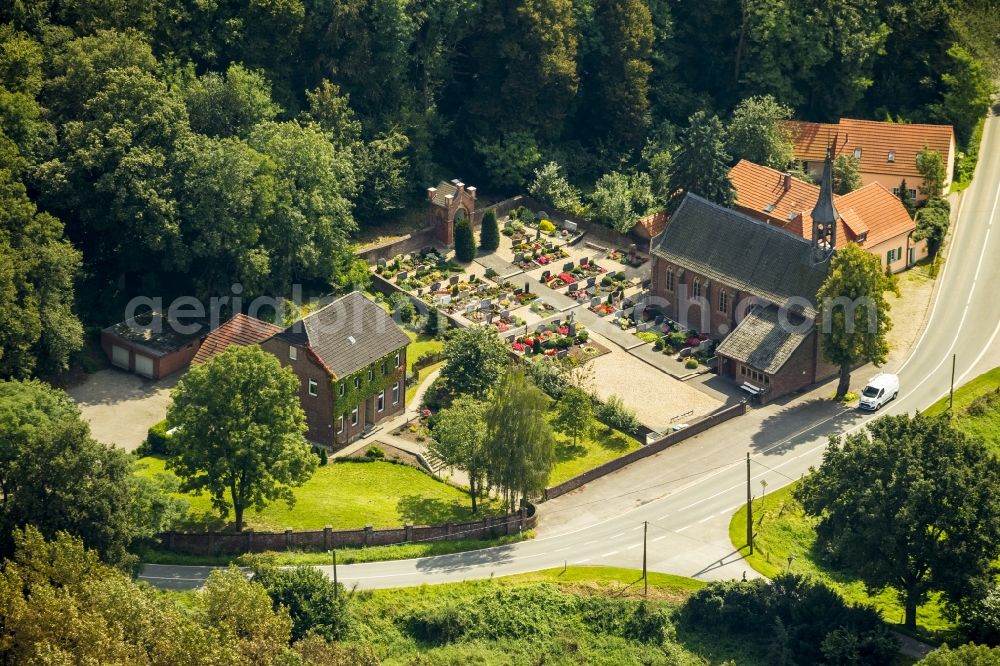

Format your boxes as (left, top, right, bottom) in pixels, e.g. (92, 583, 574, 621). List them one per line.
(650, 159, 843, 402)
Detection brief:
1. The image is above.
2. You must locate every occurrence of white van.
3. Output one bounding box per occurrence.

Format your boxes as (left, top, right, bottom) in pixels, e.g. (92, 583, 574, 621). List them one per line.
(858, 373, 900, 411)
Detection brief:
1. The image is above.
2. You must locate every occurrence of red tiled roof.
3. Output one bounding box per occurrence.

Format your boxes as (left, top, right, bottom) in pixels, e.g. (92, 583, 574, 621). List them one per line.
(729, 160, 915, 250)
(192, 313, 283, 364)
(784, 118, 955, 179)
(637, 210, 668, 237)
(836, 182, 916, 246)
(784, 121, 839, 162)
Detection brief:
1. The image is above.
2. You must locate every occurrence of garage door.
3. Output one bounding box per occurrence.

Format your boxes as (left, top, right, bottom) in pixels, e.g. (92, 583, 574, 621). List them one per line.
(134, 354, 155, 379)
(111, 345, 129, 369)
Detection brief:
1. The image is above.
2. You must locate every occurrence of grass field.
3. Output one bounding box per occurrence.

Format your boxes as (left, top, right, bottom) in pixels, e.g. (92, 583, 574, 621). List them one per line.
(135, 456, 498, 532)
(548, 420, 642, 485)
(923, 364, 1000, 454)
(405, 331, 443, 372)
(729, 482, 951, 634)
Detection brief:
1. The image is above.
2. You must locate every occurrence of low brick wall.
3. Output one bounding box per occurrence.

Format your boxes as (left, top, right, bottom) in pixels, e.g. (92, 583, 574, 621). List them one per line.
(158, 506, 536, 556)
(356, 227, 439, 265)
(543, 401, 748, 500)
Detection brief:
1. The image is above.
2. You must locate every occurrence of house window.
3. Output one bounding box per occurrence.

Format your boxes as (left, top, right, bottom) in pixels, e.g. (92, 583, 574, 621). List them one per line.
(742, 366, 770, 384)
(337, 416, 344, 434)
(377, 391, 385, 412)
(288, 346, 297, 361)
(665, 267, 675, 292)
(308, 379, 318, 396)
(887, 248, 901, 263)
(908, 188, 917, 200)
(394, 352, 401, 368)
(354, 377, 361, 389)
(382, 362, 387, 375)
(887, 150, 895, 163)
(338, 383, 345, 397)
(351, 406, 359, 426)
(368, 368, 374, 381)
(853, 147, 862, 159)
(392, 382, 400, 405)
(692, 279, 701, 299)
(719, 290, 728, 314)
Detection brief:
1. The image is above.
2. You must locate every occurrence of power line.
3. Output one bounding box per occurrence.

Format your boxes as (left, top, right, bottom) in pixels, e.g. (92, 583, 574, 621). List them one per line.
(749, 457, 798, 482)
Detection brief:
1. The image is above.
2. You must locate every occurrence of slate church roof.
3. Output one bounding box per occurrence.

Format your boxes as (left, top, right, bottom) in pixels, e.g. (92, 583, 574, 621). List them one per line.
(716, 305, 811, 374)
(651, 194, 829, 317)
(274, 292, 410, 379)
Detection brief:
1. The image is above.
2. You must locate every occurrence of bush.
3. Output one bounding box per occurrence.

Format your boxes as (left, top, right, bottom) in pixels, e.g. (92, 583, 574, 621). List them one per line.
(636, 331, 660, 344)
(143, 420, 171, 455)
(525, 359, 569, 399)
(595, 395, 640, 434)
(681, 575, 896, 666)
(365, 446, 385, 460)
(454, 217, 476, 262)
(538, 219, 557, 235)
(685, 358, 698, 369)
(956, 585, 1000, 646)
(391, 292, 416, 324)
(250, 565, 350, 641)
(480, 209, 500, 252)
(319, 447, 328, 465)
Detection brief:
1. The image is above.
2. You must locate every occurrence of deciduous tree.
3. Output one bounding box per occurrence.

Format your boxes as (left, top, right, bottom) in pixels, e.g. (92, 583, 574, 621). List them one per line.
(816, 243, 897, 399)
(726, 95, 794, 169)
(441, 326, 509, 399)
(428, 396, 488, 512)
(832, 155, 862, 195)
(589, 170, 655, 233)
(167, 345, 316, 531)
(554, 387, 592, 445)
(796, 414, 1000, 628)
(528, 161, 584, 216)
(914, 197, 951, 258)
(916, 146, 947, 199)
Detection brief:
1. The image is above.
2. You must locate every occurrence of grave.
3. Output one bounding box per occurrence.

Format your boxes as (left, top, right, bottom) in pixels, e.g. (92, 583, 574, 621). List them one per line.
(449, 274, 460, 285)
(563, 220, 577, 233)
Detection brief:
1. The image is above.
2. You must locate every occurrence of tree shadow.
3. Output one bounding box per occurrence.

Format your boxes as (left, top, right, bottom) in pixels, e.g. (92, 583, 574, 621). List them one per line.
(171, 509, 231, 533)
(554, 439, 588, 462)
(396, 494, 472, 525)
(597, 430, 633, 452)
(749, 395, 868, 456)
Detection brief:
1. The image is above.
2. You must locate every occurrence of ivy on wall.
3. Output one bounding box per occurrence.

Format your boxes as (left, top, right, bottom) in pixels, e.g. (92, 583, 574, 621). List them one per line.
(332, 350, 405, 418)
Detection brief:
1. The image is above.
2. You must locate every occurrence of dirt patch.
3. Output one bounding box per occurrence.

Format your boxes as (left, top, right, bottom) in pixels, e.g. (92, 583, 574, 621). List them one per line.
(886, 265, 936, 367)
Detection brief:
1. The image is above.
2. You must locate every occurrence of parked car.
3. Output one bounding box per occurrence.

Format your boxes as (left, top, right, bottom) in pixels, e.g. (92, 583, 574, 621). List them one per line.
(858, 374, 900, 411)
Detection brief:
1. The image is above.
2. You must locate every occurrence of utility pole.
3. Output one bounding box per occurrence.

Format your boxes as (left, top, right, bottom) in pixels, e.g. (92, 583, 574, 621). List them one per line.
(642, 521, 648, 596)
(332, 549, 339, 598)
(746, 452, 753, 555)
(949, 354, 956, 413)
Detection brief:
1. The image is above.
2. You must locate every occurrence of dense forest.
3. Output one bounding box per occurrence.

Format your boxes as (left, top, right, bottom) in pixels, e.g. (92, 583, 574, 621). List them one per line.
(0, 0, 996, 377)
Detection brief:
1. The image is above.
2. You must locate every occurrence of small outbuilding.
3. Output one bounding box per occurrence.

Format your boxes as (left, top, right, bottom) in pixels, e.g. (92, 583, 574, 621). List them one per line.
(101, 313, 206, 380)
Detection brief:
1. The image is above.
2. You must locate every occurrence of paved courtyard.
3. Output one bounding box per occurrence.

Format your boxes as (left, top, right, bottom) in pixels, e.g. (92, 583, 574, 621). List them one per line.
(585, 332, 722, 434)
(67, 369, 176, 451)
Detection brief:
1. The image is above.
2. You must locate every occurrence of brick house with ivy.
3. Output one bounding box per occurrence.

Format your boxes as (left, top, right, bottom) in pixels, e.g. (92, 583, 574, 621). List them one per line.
(261, 292, 410, 449)
(649, 159, 843, 402)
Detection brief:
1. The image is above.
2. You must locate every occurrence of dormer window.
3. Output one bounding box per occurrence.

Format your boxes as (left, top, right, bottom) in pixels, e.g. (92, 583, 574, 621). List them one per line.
(763, 204, 776, 213)
(887, 150, 895, 163)
(853, 147, 862, 159)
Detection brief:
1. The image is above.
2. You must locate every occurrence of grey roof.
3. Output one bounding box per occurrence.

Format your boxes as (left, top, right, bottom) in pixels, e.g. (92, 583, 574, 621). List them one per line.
(812, 155, 839, 226)
(276, 292, 410, 378)
(430, 181, 458, 208)
(716, 305, 812, 374)
(651, 194, 829, 317)
(103, 313, 206, 357)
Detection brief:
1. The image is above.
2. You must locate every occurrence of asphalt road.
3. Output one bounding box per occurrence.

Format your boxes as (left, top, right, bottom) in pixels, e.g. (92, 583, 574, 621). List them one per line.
(141, 109, 1000, 592)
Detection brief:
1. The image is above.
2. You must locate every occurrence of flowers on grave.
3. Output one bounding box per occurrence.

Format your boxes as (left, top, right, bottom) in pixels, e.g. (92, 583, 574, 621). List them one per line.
(591, 303, 616, 316)
(511, 341, 526, 352)
(686, 337, 700, 347)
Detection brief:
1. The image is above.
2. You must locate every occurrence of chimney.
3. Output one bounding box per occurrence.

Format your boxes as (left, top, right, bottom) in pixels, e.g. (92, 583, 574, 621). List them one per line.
(783, 173, 792, 192)
(427, 187, 437, 201)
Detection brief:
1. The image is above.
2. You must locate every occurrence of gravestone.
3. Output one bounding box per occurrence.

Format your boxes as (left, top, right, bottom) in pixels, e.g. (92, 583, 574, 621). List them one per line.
(515, 252, 524, 263)
(541, 270, 551, 282)
(579, 256, 588, 266)
(568, 322, 577, 337)
(430, 281, 441, 292)
(481, 298, 492, 310)
(623, 307, 635, 319)
(501, 309, 511, 319)
(486, 313, 494, 325)
(557, 349, 569, 359)
(397, 270, 408, 281)
(464, 302, 475, 314)
(377, 258, 387, 267)
(586, 276, 596, 287)
(449, 274, 460, 285)
(439, 294, 451, 306)
(591, 296, 601, 308)
(563, 261, 574, 272)
(564, 220, 577, 233)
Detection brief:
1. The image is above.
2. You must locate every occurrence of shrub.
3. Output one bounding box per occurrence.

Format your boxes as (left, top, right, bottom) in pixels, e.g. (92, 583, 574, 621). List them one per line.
(685, 358, 698, 369)
(251, 565, 350, 641)
(525, 360, 569, 399)
(454, 217, 476, 262)
(956, 584, 1000, 646)
(365, 446, 385, 460)
(143, 420, 171, 455)
(636, 331, 660, 344)
(391, 292, 416, 324)
(538, 219, 557, 235)
(480, 209, 500, 252)
(595, 395, 640, 434)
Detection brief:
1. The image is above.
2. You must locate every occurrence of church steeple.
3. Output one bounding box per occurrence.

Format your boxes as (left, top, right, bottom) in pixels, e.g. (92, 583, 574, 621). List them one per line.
(811, 149, 839, 263)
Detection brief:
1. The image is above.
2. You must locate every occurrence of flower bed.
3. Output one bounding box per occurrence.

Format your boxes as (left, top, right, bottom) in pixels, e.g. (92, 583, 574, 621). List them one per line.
(607, 249, 647, 268)
(510, 323, 589, 357)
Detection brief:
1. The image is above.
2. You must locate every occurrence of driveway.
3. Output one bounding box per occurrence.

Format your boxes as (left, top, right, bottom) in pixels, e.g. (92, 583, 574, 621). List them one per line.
(67, 369, 177, 451)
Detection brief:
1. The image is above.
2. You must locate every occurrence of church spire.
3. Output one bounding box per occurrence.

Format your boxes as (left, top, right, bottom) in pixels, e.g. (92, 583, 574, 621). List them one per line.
(811, 148, 839, 262)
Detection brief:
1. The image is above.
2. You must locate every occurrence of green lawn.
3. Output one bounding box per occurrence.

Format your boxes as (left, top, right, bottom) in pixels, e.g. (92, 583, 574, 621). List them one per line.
(729, 482, 952, 634)
(407, 360, 444, 406)
(548, 419, 642, 485)
(405, 330, 443, 372)
(923, 364, 1000, 454)
(135, 456, 498, 532)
